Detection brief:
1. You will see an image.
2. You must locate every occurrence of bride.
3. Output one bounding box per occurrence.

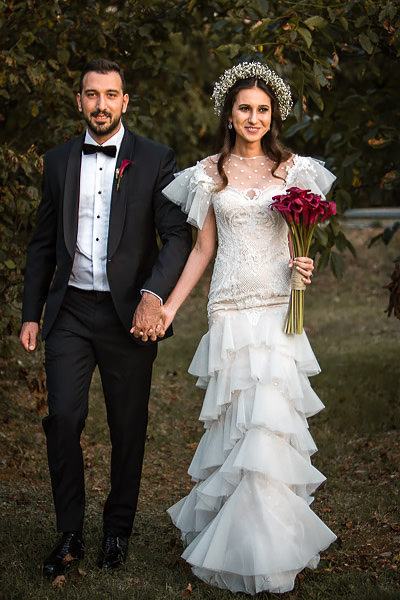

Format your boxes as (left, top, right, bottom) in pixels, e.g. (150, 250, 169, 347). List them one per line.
(158, 61, 337, 595)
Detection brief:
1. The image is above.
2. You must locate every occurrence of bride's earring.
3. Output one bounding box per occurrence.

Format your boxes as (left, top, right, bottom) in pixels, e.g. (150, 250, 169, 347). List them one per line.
(228, 122, 233, 130)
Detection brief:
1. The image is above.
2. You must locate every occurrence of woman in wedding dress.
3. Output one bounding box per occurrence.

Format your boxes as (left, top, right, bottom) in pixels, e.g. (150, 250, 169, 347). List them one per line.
(159, 62, 337, 595)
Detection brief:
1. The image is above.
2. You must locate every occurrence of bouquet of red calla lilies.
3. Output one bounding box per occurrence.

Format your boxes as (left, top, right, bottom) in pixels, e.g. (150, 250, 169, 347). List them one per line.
(271, 187, 336, 334)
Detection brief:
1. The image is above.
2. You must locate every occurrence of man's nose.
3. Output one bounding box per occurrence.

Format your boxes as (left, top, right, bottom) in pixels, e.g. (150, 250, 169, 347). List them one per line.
(97, 94, 107, 110)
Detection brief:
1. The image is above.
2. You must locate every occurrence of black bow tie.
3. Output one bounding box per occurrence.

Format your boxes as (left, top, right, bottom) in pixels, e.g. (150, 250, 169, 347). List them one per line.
(82, 143, 117, 158)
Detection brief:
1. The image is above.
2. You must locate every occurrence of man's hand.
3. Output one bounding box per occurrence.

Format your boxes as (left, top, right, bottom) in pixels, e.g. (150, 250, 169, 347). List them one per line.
(130, 292, 163, 342)
(19, 322, 39, 352)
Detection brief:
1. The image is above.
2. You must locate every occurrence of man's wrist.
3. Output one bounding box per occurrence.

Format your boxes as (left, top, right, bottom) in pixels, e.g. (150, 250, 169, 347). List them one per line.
(140, 289, 163, 305)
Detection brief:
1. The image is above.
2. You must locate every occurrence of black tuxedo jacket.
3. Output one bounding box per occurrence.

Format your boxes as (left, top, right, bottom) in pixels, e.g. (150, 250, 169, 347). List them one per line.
(22, 128, 192, 340)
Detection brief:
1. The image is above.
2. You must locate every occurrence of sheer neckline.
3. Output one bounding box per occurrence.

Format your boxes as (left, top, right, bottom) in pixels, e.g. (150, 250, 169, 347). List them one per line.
(230, 153, 267, 160)
(198, 153, 297, 193)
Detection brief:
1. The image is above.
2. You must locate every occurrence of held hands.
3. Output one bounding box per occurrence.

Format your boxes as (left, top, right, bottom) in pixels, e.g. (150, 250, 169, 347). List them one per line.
(289, 257, 314, 285)
(131, 258, 314, 342)
(131, 292, 164, 342)
(130, 293, 176, 342)
(19, 322, 39, 352)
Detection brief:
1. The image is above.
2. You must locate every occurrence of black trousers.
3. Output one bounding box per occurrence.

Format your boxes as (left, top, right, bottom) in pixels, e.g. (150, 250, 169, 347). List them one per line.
(43, 286, 157, 538)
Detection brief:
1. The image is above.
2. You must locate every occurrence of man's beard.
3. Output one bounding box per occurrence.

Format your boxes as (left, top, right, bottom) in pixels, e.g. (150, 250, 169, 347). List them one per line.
(84, 109, 121, 137)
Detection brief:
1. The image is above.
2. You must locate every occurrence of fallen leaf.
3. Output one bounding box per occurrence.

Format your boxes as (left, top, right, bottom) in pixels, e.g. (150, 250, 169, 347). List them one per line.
(61, 553, 75, 565)
(52, 575, 67, 588)
(182, 582, 193, 598)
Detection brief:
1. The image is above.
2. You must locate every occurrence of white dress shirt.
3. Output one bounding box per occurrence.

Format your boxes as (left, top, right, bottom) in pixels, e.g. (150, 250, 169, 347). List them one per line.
(69, 125, 125, 291)
(68, 124, 162, 304)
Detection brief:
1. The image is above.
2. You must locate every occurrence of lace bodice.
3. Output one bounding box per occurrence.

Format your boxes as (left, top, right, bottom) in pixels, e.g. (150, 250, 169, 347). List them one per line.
(163, 153, 335, 314)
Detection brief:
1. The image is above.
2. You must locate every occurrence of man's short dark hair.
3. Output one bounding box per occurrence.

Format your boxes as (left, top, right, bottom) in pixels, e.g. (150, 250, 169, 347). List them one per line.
(79, 58, 126, 93)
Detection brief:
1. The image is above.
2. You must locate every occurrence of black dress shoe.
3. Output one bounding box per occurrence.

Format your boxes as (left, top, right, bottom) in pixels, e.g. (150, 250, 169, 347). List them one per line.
(98, 535, 128, 570)
(43, 532, 84, 577)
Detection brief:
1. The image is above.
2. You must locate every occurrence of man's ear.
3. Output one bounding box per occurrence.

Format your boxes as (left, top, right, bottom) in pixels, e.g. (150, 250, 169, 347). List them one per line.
(122, 93, 129, 114)
(76, 93, 82, 113)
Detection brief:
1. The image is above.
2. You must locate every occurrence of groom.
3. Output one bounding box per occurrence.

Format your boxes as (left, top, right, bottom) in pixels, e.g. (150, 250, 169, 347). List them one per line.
(19, 58, 191, 576)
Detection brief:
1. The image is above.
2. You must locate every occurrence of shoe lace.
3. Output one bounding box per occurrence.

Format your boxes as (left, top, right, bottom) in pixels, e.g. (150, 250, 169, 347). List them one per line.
(103, 536, 122, 553)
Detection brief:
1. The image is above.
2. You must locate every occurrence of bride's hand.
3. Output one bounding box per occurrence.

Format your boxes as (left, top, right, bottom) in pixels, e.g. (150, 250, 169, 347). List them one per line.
(289, 256, 314, 285)
(157, 304, 176, 338)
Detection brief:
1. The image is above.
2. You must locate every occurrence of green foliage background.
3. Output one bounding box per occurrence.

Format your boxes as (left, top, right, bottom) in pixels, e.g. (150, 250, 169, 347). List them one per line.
(0, 0, 399, 350)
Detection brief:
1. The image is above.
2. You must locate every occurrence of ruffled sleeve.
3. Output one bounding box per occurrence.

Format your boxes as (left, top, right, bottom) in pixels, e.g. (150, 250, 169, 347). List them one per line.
(285, 156, 336, 198)
(162, 162, 215, 229)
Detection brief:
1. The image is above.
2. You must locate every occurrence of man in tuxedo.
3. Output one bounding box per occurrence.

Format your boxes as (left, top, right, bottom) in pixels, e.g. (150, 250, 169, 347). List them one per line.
(19, 58, 191, 576)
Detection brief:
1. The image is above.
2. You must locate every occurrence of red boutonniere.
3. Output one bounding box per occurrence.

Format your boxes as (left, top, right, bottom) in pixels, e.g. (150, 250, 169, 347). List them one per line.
(115, 159, 133, 190)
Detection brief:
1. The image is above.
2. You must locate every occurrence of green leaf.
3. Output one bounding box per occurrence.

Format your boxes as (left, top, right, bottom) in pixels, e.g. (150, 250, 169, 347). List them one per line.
(345, 237, 357, 257)
(4, 259, 16, 270)
(317, 249, 330, 271)
(308, 88, 324, 110)
(355, 16, 368, 28)
(284, 118, 310, 138)
(335, 231, 349, 252)
(369, 30, 378, 43)
(297, 27, 312, 48)
(304, 16, 328, 30)
(327, 7, 336, 23)
(57, 47, 70, 64)
(313, 63, 328, 87)
(334, 189, 352, 211)
(330, 251, 345, 279)
(48, 58, 59, 70)
(314, 226, 329, 246)
(251, 0, 270, 17)
(329, 218, 340, 237)
(359, 33, 374, 54)
(342, 151, 362, 167)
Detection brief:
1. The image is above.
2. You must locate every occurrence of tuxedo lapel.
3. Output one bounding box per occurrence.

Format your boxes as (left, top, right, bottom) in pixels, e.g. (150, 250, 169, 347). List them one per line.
(107, 129, 136, 259)
(63, 135, 84, 258)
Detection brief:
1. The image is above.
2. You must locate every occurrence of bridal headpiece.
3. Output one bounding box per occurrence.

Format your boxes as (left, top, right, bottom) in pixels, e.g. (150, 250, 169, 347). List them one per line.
(212, 61, 292, 120)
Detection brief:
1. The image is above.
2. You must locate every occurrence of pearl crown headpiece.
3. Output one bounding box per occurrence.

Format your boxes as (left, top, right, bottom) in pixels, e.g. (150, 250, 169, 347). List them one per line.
(211, 61, 292, 120)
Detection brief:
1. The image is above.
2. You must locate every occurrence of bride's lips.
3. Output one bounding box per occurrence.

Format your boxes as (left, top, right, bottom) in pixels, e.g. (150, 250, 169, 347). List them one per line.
(245, 127, 260, 133)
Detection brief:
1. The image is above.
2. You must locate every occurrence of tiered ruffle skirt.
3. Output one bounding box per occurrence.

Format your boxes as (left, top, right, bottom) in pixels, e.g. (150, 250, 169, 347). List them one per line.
(168, 304, 336, 595)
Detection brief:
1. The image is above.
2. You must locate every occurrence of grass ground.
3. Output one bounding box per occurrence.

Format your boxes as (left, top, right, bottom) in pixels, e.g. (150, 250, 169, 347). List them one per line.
(1, 227, 399, 600)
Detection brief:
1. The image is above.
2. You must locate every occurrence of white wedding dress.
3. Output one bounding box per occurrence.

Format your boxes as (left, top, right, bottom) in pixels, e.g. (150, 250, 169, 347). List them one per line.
(162, 153, 337, 595)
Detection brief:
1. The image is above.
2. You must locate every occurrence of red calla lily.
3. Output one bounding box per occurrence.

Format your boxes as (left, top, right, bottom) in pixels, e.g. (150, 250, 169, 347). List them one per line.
(270, 187, 336, 334)
(116, 159, 134, 190)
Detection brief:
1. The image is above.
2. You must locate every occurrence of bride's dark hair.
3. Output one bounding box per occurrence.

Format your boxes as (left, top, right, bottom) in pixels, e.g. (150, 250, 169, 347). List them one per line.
(216, 78, 291, 191)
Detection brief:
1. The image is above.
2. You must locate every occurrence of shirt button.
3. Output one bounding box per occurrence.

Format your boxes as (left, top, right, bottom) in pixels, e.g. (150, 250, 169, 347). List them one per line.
(98, 191, 101, 194)
(96, 237, 99, 241)
(97, 215, 100, 219)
